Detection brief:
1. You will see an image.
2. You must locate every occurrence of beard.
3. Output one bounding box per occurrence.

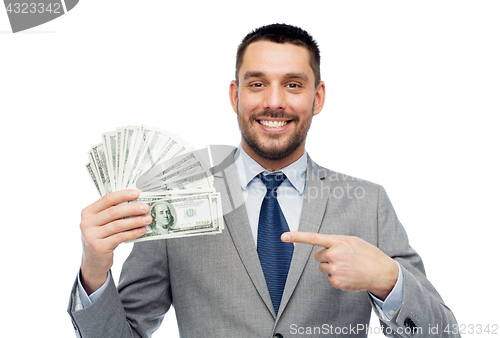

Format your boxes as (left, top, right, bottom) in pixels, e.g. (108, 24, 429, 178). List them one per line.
(237, 103, 314, 161)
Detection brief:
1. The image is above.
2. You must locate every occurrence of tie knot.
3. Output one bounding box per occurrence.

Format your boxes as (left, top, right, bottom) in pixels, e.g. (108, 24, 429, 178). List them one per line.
(258, 172, 286, 191)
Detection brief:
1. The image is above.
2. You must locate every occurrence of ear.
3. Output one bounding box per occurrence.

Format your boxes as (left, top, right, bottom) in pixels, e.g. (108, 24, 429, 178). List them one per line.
(312, 81, 326, 116)
(229, 80, 239, 114)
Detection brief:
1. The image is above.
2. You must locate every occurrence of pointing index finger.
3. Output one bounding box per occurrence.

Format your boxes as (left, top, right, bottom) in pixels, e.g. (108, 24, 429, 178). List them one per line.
(281, 231, 336, 248)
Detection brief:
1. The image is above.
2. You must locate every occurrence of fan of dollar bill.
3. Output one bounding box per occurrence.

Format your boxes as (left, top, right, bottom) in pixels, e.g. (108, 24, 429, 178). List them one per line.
(87, 125, 223, 242)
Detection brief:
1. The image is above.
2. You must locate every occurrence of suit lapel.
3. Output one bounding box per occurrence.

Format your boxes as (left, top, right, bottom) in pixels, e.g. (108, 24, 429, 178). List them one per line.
(277, 157, 329, 319)
(212, 152, 330, 320)
(212, 151, 276, 317)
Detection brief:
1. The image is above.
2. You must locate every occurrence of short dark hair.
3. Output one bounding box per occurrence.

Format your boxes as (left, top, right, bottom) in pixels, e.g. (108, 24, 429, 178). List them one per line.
(235, 23, 321, 87)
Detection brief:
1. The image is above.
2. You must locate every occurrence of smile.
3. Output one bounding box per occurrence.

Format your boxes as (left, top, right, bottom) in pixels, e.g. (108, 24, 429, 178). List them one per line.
(258, 120, 289, 128)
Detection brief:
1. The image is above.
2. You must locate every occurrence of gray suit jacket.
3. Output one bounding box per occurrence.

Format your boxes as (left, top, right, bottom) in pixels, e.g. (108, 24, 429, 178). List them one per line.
(68, 151, 459, 337)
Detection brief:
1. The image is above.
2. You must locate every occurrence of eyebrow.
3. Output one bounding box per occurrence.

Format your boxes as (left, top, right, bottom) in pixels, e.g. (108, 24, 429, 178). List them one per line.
(243, 71, 309, 81)
(243, 71, 265, 80)
(283, 72, 309, 81)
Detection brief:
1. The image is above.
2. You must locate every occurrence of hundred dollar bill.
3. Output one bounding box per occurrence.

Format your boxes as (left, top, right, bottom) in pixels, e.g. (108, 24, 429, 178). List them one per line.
(139, 160, 211, 191)
(209, 192, 224, 231)
(146, 192, 224, 240)
(89, 144, 112, 195)
(86, 162, 103, 197)
(127, 128, 189, 189)
(128, 128, 174, 187)
(137, 148, 213, 190)
(122, 127, 154, 189)
(102, 131, 117, 191)
(129, 192, 221, 242)
(117, 126, 140, 189)
(137, 152, 200, 188)
(143, 172, 213, 192)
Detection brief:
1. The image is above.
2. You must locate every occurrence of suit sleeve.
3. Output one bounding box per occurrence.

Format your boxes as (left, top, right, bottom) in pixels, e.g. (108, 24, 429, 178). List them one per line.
(375, 186, 461, 338)
(67, 239, 172, 338)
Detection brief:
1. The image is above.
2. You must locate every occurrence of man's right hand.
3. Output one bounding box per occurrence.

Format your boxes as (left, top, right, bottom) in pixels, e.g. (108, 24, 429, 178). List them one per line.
(80, 189, 152, 295)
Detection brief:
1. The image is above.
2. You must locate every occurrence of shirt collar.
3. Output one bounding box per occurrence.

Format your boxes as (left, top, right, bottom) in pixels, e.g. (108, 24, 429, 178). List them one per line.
(234, 144, 307, 194)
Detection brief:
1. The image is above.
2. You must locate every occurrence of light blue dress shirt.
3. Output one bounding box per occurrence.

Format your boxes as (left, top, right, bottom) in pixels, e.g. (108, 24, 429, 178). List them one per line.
(78, 145, 404, 321)
(234, 145, 307, 245)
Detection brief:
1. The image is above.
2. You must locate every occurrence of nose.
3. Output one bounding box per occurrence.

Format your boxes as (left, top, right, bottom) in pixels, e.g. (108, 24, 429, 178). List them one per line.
(263, 84, 286, 111)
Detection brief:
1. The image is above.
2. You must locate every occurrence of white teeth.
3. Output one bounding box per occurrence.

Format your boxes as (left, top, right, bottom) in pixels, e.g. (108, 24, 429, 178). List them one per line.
(259, 120, 288, 128)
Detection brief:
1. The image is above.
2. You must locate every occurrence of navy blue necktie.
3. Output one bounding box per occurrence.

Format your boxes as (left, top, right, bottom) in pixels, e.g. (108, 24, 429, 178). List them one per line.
(257, 172, 294, 315)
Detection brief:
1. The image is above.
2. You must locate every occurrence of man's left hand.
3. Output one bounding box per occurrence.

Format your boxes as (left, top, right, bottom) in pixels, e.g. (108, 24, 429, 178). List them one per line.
(281, 232, 398, 300)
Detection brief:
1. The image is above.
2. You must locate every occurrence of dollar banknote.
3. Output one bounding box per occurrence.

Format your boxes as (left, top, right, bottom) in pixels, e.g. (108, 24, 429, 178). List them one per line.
(127, 192, 223, 242)
(86, 125, 222, 241)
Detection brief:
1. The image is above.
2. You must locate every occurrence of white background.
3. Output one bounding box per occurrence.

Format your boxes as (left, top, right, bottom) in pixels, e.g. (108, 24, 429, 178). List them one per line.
(1, 1, 499, 337)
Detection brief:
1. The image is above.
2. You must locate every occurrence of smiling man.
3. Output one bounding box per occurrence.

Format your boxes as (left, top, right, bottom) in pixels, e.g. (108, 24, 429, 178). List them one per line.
(231, 40, 324, 170)
(68, 24, 460, 337)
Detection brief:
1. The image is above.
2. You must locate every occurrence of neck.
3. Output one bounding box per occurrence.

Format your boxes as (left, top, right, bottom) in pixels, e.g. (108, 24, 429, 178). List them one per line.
(241, 140, 305, 172)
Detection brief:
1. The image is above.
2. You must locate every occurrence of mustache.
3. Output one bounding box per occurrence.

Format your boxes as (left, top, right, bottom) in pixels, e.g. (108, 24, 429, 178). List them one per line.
(249, 111, 299, 121)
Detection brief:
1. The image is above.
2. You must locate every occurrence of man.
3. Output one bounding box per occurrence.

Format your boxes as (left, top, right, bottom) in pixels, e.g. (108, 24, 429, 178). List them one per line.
(68, 24, 460, 337)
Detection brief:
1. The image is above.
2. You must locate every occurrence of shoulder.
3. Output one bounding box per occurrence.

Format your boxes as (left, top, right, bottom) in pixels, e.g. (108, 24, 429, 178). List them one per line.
(210, 147, 238, 176)
(305, 156, 394, 206)
(308, 156, 381, 190)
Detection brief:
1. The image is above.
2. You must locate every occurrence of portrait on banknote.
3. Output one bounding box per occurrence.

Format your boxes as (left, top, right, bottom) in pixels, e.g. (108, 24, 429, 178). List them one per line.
(146, 201, 177, 236)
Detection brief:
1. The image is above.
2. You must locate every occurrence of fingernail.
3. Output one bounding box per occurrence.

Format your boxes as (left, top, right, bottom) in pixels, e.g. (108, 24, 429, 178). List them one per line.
(140, 204, 149, 212)
(130, 190, 139, 197)
(282, 233, 291, 241)
(143, 215, 152, 224)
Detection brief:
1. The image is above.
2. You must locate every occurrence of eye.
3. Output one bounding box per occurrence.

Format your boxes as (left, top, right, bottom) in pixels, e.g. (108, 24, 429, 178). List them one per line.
(286, 83, 300, 88)
(251, 83, 264, 88)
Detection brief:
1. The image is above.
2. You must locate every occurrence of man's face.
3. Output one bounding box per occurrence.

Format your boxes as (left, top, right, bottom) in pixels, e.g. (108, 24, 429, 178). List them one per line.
(155, 204, 173, 228)
(230, 41, 325, 163)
